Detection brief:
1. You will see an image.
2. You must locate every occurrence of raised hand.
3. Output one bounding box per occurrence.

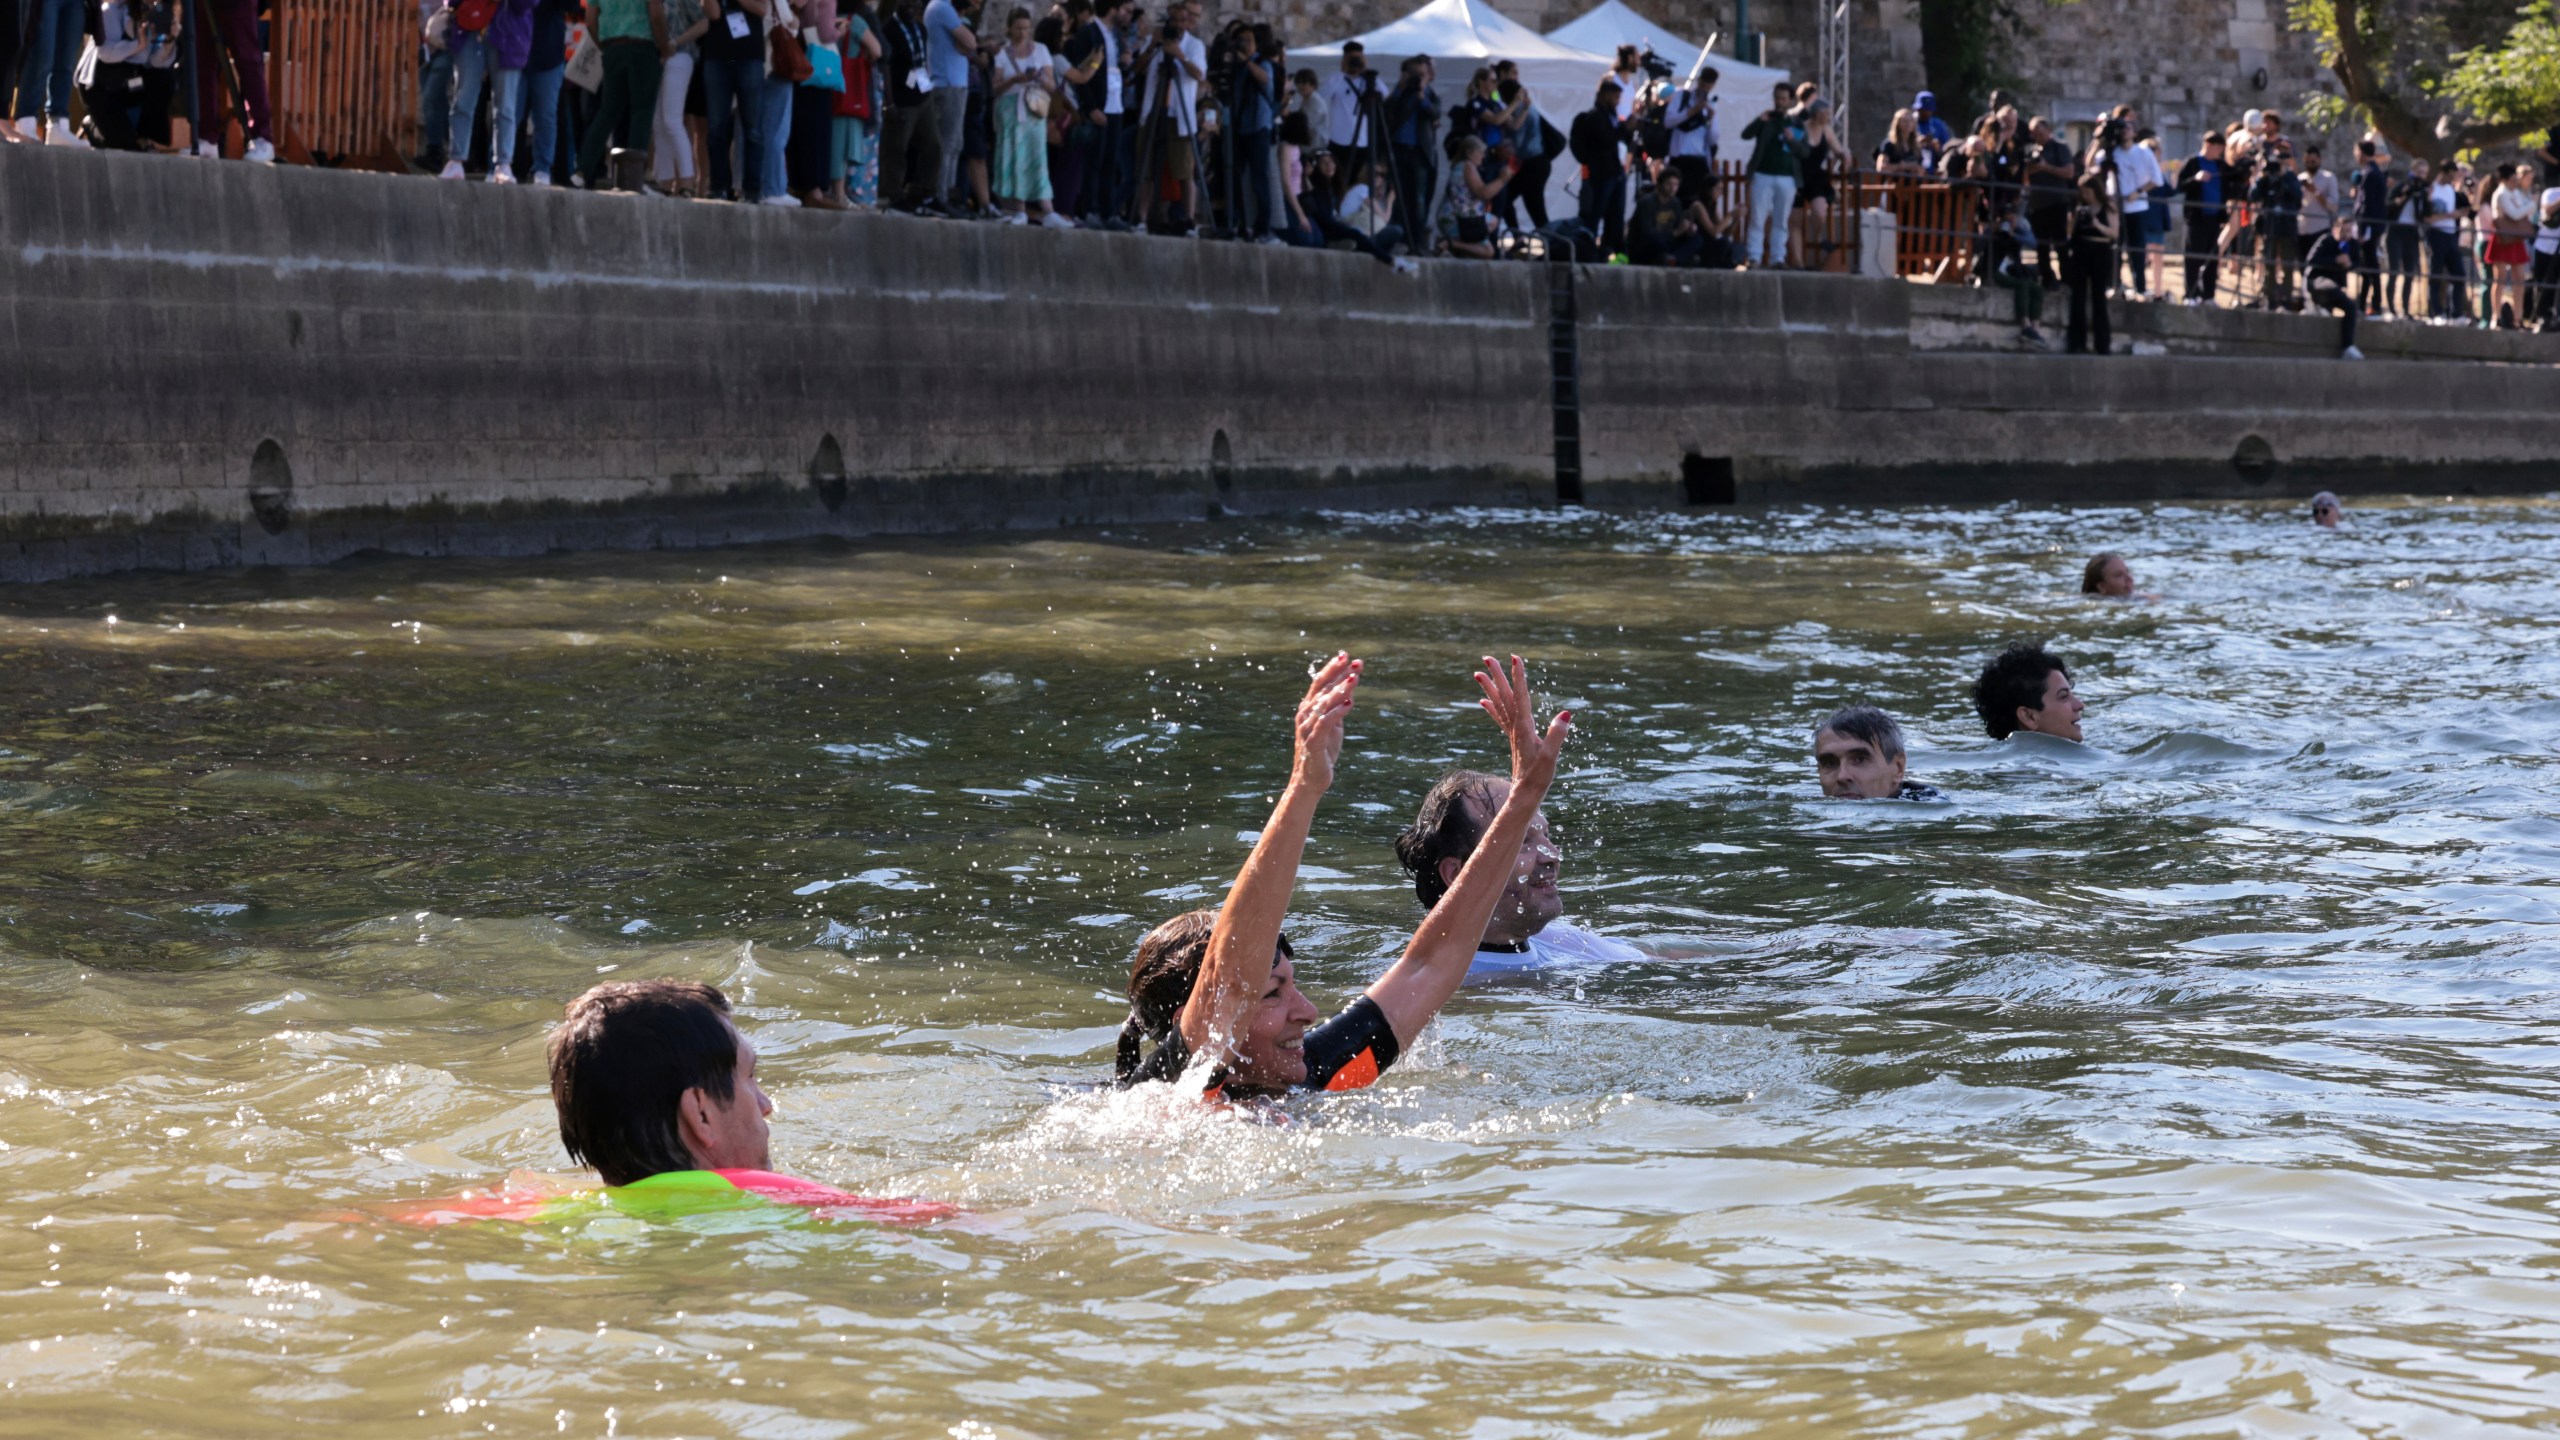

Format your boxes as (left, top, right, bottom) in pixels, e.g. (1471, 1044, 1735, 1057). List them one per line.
(1292, 651, 1362, 792)
(1473, 654, 1570, 801)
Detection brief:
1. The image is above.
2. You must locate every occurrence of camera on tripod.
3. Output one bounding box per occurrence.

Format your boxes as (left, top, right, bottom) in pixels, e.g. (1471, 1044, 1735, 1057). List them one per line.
(1636, 45, 1674, 83)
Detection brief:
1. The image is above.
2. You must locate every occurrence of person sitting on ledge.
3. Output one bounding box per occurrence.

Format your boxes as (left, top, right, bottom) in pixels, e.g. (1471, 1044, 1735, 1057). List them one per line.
(388, 980, 953, 1227)
(1972, 641, 2086, 743)
(2310, 491, 2343, 528)
(1814, 705, 1943, 801)
(1394, 758, 1647, 983)
(1116, 652, 1570, 1101)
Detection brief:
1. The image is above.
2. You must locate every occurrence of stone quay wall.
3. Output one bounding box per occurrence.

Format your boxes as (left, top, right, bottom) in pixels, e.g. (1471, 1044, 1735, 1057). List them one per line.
(4, 143, 2557, 583)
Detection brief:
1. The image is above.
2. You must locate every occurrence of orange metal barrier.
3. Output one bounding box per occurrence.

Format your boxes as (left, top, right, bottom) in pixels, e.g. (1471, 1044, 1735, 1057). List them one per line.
(272, 0, 417, 167)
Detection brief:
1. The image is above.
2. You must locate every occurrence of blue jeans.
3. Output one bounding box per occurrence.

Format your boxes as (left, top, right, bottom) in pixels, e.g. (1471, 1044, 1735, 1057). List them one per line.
(16, 0, 84, 121)
(760, 75, 796, 200)
(418, 45, 456, 155)
(702, 53, 765, 198)
(521, 64, 564, 177)
(448, 38, 490, 161)
(1745, 171, 1795, 266)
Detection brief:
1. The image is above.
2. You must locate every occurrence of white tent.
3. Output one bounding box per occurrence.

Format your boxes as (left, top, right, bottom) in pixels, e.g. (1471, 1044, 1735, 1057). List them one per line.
(1544, 1, 1793, 116)
(1295, 0, 1618, 227)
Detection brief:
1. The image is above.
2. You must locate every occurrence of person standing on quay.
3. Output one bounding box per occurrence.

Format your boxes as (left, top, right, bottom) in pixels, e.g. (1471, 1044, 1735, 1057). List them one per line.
(1738, 80, 1804, 269)
(922, 0, 981, 208)
(14, 0, 88, 144)
(578, 0, 669, 187)
(989, 5, 1063, 225)
(2063, 168, 2116, 355)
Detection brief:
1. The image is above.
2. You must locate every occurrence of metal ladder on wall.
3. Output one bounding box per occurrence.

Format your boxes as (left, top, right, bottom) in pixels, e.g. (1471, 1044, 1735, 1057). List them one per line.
(1548, 255, 1583, 506)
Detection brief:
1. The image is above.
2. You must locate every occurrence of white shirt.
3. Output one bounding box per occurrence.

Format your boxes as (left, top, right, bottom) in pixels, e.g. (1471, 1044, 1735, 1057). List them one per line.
(2427, 181, 2458, 232)
(1139, 32, 1206, 135)
(993, 42, 1052, 123)
(1319, 68, 1378, 147)
(1465, 920, 1650, 982)
(1609, 69, 1643, 120)
(2295, 168, 2338, 233)
(2114, 143, 2161, 213)
(2495, 183, 2535, 229)
(1665, 86, 1714, 160)
(2536, 187, 2560, 255)
(1099, 23, 1122, 115)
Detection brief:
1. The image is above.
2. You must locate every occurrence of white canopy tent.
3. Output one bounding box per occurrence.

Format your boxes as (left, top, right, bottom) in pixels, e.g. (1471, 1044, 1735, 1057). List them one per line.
(1294, 0, 1619, 226)
(1544, 2, 1794, 119)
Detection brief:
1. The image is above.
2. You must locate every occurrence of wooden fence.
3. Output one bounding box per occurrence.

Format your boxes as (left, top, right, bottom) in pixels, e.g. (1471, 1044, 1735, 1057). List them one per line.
(271, 0, 416, 167)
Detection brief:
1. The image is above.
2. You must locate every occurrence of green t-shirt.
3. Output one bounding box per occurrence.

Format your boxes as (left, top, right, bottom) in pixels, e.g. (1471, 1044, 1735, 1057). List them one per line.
(1743, 112, 1802, 180)
(595, 0, 654, 44)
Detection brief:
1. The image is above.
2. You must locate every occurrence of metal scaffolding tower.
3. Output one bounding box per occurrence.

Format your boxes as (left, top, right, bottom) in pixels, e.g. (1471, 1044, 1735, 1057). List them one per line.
(1819, 0, 1852, 141)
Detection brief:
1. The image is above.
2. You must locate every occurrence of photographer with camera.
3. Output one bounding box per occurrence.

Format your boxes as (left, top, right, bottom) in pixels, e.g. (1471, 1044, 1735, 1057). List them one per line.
(77, 0, 182, 150)
(1492, 61, 1557, 233)
(1738, 79, 1806, 269)
(1318, 41, 1379, 196)
(2250, 137, 2303, 309)
(1660, 62, 1716, 200)
(2063, 156, 2118, 354)
(1133, 0, 1203, 231)
(1381, 54, 1438, 246)
(1225, 21, 1279, 240)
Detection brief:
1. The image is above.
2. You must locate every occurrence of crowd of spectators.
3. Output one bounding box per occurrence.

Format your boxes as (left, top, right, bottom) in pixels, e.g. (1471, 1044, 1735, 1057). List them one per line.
(7, 0, 2555, 328)
(1878, 88, 2560, 351)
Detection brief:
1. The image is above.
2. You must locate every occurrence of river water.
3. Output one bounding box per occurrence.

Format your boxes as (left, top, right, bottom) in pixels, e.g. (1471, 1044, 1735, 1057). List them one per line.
(6, 499, 2560, 1437)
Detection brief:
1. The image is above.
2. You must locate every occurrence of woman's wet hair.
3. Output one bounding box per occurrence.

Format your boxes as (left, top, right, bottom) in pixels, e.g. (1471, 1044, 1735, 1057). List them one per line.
(1816, 705, 1905, 762)
(548, 980, 737, 1187)
(1116, 910, 1292, 1086)
(1394, 768, 1506, 909)
(2081, 550, 2127, 593)
(1972, 642, 2070, 740)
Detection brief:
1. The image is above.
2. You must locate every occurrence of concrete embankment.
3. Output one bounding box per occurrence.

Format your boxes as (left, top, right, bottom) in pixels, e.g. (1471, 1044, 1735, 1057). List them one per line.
(3, 144, 2556, 581)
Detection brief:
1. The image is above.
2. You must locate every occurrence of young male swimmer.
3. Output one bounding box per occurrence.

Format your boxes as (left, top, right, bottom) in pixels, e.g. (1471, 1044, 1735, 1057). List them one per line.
(1115, 652, 1570, 1102)
(1972, 642, 2087, 743)
(392, 980, 951, 1227)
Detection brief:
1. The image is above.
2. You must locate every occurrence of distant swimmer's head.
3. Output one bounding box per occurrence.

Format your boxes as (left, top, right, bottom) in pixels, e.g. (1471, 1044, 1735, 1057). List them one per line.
(1118, 910, 1320, 1093)
(548, 980, 773, 1186)
(2081, 551, 2135, 598)
(1972, 642, 2084, 743)
(2310, 491, 2342, 528)
(1813, 705, 1909, 798)
(1395, 769, 1561, 948)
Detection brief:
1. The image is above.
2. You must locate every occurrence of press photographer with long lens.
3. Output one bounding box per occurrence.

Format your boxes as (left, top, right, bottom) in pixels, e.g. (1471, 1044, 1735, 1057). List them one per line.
(1319, 41, 1379, 198)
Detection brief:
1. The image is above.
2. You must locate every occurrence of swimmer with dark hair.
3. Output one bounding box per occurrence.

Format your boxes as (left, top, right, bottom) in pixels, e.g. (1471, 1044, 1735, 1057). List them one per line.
(388, 980, 954, 1227)
(1814, 705, 1943, 800)
(1393, 767, 1648, 980)
(1972, 642, 2086, 742)
(1115, 653, 1571, 1103)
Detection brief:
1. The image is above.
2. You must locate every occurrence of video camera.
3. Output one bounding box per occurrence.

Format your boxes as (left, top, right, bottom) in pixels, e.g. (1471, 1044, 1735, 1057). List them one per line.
(1636, 44, 1674, 82)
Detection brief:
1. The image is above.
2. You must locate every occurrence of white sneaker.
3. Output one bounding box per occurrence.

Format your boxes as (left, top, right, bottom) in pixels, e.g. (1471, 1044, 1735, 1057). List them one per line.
(45, 121, 87, 148)
(532, 170, 552, 187)
(1039, 210, 1076, 229)
(439, 159, 466, 180)
(489, 163, 515, 185)
(244, 137, 274, 164)
(2341, 345, 2364, 360)
(1000, 209, 1028, 225)
(13, 116, 38, 141)
(760, 193, 801, 208)
(1392, 256, 1419, 275)
(194, 138, 221, 157)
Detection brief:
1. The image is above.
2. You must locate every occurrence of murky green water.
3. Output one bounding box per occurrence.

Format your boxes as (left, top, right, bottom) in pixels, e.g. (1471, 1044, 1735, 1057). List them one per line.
(7, 500, 2560, 1437)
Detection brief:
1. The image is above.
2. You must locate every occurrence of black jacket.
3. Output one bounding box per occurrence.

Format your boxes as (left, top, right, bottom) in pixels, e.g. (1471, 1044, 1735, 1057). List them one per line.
(1569, 106, 1624, 174)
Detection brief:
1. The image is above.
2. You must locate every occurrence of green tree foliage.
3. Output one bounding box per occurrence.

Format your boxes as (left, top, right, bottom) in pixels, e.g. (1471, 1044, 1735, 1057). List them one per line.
(1916, 0, 2022, 124)
(2292, 0, 2560, 160)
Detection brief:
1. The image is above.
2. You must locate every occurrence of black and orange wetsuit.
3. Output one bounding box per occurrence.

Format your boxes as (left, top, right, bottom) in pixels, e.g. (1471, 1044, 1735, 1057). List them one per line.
(1135, 995, 1403, 1101)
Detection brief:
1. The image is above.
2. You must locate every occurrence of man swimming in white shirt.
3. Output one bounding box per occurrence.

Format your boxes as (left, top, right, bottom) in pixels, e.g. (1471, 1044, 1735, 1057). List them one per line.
(1393, 769, 1649, 980)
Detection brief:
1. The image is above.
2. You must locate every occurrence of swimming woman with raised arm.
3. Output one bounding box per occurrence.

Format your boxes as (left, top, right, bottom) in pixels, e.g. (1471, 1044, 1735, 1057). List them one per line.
(1115, 652, 1572, 1102)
